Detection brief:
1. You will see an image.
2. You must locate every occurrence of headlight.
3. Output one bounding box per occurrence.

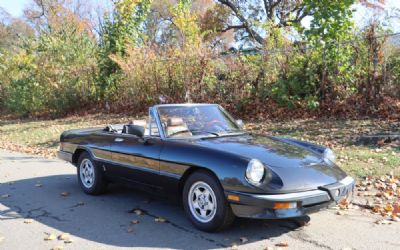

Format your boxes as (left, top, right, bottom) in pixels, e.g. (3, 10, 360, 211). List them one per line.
(246, 159, 265, 184)
(323, 148, 336, 163)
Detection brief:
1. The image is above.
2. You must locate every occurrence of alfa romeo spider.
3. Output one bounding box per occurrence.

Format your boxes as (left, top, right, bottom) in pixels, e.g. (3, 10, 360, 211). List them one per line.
(57, 104, 354, 231)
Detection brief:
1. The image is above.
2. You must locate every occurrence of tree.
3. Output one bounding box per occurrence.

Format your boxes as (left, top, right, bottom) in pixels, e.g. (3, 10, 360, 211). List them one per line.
(215, 0, 312, 46)
(98, 0, 153, 98)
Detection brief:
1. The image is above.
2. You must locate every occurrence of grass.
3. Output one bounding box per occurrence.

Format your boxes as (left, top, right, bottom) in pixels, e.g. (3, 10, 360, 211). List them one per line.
(0, 114, 399, 178)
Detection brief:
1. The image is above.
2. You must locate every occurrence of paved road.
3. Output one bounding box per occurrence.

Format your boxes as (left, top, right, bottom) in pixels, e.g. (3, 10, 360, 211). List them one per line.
(0, 149, 399, 250)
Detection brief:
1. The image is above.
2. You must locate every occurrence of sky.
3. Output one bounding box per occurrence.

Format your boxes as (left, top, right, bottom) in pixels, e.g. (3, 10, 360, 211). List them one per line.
(0, 0, 27, 17)
(0, 0, 399, 31)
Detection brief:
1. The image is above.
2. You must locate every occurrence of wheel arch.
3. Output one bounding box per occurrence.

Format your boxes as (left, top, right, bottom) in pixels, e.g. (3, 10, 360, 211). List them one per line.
(178, 167, 221, 196)
(72, 147, 94, 165)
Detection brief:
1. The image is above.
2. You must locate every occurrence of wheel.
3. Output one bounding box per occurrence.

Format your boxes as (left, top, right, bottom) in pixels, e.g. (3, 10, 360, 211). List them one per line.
(182, 170, 235, 232)
(77, 152, 107, 195)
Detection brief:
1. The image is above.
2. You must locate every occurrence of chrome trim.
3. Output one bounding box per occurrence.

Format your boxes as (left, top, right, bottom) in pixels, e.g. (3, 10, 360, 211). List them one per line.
(150, 107, 166, 139)
(339, 176, 355, 186)
(252, 189, 330, 202)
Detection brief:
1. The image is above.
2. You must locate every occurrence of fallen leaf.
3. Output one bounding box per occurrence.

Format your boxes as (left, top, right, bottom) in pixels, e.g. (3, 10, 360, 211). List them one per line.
(129, 208, 143, 215)
(239, 237, 248, 243)
(230, 242, 238, 249)
(24, 219, 33, 224)
(57, 233, 70, 241)
(130, 220, 140, 225)
(375, 219, 392, 225)
(384, 203, 394, 213)
(393, 203, 400, 215)
(60, 192, 70, 197)
(391, 215, 400, 222)
(44, 234, 56, 241)
(154, 217, 167, 223)
(51, 245, 63, 250)
(275, 242, 289, 247)
(339, 198, 350, 210)
(64, 238, 73, 244)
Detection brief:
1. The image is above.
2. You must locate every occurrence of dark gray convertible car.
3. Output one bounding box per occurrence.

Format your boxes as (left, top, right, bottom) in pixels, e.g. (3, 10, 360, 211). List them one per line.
(58, 103, 354, 231)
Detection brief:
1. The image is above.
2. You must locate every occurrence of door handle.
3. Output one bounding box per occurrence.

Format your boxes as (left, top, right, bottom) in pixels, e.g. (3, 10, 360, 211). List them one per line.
(114, 138, 124, 142)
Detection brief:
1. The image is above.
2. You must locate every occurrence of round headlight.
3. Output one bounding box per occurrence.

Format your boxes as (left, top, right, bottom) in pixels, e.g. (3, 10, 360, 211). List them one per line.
(246, 159, 265, 184)
(323, 148, 336, 163)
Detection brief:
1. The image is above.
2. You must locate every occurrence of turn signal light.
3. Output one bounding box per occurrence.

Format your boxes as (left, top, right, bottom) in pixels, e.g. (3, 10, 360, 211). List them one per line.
(273, 202, 297, 209)
(227, 194, 240, 202)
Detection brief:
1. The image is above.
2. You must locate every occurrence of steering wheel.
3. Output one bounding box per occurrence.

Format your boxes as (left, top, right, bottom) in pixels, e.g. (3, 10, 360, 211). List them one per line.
(204, 119, 225, 129)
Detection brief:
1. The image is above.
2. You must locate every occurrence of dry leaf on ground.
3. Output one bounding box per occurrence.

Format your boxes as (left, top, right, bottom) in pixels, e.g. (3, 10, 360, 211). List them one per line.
(130, 220, 139, 225)
(57, 233, 71, 241)
(44, 234, 56, 241)
(129, 208, 143, 215)
(375, 219, 392, 225)
(60, 192, 70, 197)
(23, 219, 33, 224)
(154, 217, 167, 223)
(391, 215, 400, 222)
(275, 242, 289, 247)
(51, 245, 63, 250)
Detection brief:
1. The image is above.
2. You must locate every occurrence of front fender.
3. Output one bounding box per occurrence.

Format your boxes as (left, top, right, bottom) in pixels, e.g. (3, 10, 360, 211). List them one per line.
(159, 140, 264, 193)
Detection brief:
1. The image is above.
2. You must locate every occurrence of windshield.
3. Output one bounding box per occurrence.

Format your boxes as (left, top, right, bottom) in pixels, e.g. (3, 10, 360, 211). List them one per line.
(156, 105, 241, 138)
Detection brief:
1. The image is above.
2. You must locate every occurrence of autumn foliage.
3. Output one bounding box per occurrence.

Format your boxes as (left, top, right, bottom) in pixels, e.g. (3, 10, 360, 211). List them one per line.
(0, 0, 399, 119)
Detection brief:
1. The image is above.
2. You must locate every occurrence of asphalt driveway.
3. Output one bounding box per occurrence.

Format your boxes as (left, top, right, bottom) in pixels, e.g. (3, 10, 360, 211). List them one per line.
(0, 149, 399, 250)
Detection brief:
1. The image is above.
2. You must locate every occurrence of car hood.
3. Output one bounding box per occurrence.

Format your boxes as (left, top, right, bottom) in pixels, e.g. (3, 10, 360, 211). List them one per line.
(194, 134, 347, 191)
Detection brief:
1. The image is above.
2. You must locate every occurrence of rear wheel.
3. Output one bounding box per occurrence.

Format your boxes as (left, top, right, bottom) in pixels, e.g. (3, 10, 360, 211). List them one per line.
(183, 170, 235, 232)
(77, 152, 107, 195)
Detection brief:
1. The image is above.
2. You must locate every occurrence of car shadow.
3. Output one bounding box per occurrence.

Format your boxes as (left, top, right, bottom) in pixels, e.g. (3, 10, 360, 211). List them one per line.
(0, 174, 307, 249)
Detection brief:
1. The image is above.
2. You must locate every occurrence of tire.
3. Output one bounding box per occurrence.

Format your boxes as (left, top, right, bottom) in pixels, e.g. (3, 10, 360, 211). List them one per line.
(182, 170, 235, 232)
(77, 152, 107, 195)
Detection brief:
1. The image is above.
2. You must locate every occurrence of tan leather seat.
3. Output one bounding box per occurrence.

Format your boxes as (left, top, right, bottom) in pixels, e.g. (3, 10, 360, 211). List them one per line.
(166, 117, 192, 137)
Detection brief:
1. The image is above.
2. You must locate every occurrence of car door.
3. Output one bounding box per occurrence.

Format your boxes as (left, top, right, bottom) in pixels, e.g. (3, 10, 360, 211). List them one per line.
(109, 116, 164, 188)
(89, 132, 115, 163)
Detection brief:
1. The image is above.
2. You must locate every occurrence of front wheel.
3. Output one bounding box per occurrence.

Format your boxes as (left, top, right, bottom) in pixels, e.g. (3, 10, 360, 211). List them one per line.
(182, 171, 235, 232)
(77, 152, 107, 195)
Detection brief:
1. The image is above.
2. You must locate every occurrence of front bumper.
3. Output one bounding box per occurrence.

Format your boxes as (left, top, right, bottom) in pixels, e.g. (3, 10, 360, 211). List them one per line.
(226, 176, 355, 219)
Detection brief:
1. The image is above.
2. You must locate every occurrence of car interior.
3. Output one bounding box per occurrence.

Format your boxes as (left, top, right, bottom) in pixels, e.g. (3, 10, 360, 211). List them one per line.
(103, 116, 194, 138)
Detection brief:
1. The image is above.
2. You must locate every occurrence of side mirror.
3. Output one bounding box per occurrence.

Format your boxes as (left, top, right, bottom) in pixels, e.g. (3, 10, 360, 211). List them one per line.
(124, 125, 144, 138)
(236, 119, 244, 129)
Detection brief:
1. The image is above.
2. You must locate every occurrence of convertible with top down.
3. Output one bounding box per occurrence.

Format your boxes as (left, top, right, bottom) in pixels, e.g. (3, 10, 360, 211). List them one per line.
(57, 103, 354, 232)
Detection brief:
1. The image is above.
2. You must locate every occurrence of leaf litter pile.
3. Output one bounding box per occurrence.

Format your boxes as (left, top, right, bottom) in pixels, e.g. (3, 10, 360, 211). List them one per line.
(354, 174, 400, 224)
